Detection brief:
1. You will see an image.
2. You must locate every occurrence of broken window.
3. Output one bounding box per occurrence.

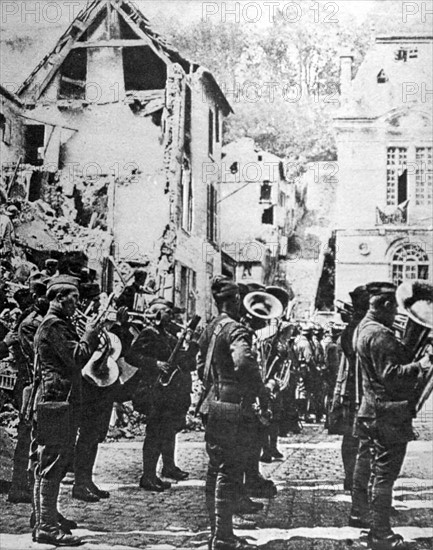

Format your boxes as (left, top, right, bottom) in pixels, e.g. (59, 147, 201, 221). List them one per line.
(59, 49, 87, 100)
(123, 46, 167, 91)
(260, 181, 272, 202)
(24, 125, 45, 166)
(258, 155, 263, 161)
(377, 69, 388, 83)
(208, 109, 214, 156)
(184, 85, 192, 157)
(207, 183, 217, 242)
(262, 206, 274, 225)
(230, 162, 238, 174)
(386, 147, 407, 205)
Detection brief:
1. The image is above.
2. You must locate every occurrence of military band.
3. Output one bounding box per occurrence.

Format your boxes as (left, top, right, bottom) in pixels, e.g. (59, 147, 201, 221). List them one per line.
(1, 264, 432, 550)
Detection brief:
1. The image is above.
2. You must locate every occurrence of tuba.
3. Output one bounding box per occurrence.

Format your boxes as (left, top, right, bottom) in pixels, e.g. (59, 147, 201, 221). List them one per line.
(396, 280, 433, 413)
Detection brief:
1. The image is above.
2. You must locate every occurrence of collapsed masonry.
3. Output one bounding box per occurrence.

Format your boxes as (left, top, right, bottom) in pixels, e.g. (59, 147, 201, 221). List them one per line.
(2, 0, 231, 316)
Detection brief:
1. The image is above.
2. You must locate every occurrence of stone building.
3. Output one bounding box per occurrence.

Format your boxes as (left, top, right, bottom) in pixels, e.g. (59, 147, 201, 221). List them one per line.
(219, 138, 297, 285)
(334, 35, 433, 302)
(15, 0, 232, 321)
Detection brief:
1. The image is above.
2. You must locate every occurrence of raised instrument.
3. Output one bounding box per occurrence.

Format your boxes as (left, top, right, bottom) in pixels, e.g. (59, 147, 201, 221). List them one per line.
(81, 330, 122, 387)
(396, 280, 433, 413)
(157, 314, 201, 387)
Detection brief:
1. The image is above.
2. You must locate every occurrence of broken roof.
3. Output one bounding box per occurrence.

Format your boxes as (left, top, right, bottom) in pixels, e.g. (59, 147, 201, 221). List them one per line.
(17, 0, 232, 114)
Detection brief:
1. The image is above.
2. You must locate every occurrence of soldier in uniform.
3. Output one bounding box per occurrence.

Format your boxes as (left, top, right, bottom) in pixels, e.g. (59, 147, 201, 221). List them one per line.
(352, 282, 432, 550)
(125, 298, 196, 491)
(8, 282, 49, 504)
(197, 276, 268, 550)
(31, 275, 100, 546)
(336, 286, 370, 494)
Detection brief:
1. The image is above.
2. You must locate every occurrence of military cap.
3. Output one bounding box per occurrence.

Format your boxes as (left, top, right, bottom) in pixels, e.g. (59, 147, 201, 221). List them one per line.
(46, 275, 80, 300)
(45, 259, 58, 267)
(366, 282, 396, 297)
(211, 275, 239, 301)
(28, 272, 47, 294)
(6, 205, 19, 216)
(148, 297, 173, 313)
(79, 282, 101, 300)
(349, 285, 369, 310)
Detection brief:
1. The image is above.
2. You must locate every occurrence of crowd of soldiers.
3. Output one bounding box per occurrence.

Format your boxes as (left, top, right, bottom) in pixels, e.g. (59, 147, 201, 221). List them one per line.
(1, 252, 432, 550)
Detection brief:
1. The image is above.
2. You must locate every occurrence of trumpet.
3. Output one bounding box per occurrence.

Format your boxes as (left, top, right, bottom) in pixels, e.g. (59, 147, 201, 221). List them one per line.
(73, 293, 116, 337)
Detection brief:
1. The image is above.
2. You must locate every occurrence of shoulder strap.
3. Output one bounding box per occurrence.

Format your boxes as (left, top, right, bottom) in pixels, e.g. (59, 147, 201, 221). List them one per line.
(203, 317, 234, 389)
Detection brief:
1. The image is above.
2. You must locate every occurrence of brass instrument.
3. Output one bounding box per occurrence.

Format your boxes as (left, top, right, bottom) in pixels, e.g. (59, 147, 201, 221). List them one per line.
(157, 314, 201, 387)
(396, 280, 433, 413)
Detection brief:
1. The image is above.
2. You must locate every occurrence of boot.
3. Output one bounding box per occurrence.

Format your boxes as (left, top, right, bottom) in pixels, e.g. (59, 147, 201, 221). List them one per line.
(213, 535, 257, 549)
(370, 533, 410, 549)
(35, 479, 82, 546)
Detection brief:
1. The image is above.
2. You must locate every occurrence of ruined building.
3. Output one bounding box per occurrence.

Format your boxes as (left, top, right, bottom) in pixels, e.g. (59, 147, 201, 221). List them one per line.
(220, 138, 301, 286)
(334, 35, 433, 302)
(7, 0, 232, 320)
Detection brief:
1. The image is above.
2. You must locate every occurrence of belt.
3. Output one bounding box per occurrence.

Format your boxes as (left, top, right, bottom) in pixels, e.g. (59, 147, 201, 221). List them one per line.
(218, 382, 242, 404)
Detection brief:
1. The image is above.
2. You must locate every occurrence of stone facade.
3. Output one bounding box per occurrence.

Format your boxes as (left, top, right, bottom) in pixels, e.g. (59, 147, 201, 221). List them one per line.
(334, 35, 433, 302)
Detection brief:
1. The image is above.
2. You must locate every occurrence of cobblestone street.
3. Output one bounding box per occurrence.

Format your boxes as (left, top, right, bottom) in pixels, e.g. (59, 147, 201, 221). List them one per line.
(1, 421, 432, 550)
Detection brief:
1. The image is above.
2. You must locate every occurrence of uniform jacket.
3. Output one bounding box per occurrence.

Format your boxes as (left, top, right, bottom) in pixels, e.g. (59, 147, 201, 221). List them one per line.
(197, 313, 265, 408)
(34, 303, 99, 405)
(355, 311, 422, 420)
(125, 324, 195, 415)
(18, 309, 43, 365)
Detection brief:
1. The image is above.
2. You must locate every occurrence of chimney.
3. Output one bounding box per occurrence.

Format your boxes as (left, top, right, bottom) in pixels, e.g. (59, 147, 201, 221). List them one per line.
(340, 50, 354, 99)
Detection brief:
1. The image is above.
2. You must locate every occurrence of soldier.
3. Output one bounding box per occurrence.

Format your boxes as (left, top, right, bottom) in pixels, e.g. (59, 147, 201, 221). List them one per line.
(352, 282, 432, 550)
(125, 298, 196, 491)
(294, 324, 316, 422)
(197, 276, 268, 550)
(31, 275, 100, 546)
(8, 281, 49, 504)
(335, 287, 370, 496)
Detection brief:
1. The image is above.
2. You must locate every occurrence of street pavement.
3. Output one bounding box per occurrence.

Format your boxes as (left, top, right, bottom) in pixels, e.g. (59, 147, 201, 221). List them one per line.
(1, 421, 432, 550)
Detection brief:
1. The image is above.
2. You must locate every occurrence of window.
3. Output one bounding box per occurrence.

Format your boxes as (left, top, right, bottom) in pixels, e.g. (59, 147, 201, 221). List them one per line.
(1, 114, 11, 145)
(260, 181, 272, 202)
(395, 47, 418, 62)
(181, 159, 193, 233)
(415, 147, 432, 206)
(207, 183, 217, 242)
(262, 206, 274, 224)
(387, 147, 407, 205)
(179, 265, 197, 317)
(184, 85, 192, 157)
(391, 243, 429, 284)
(24, 125, 45, 166)
(377, 69, 388, 83)
(208, 109, 214, 156)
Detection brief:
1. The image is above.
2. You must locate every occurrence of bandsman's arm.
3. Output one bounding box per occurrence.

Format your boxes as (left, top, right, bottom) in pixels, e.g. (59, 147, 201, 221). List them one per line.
(229, 324, 264, 396)
(370, 330, 429, 392)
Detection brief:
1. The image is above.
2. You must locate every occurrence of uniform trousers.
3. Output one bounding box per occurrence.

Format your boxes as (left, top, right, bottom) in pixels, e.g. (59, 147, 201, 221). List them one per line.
(355, 419, 407, 538)
(142, 410, 184, 477)
(205, 423, 250, 539)
(342, 433, 361, 490)
(74, 381, 116, 487)
(31, 405, 79, 533)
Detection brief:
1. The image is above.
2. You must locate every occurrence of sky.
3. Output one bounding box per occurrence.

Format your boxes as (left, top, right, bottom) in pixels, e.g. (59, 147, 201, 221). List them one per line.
(0, 0, 431, 86)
